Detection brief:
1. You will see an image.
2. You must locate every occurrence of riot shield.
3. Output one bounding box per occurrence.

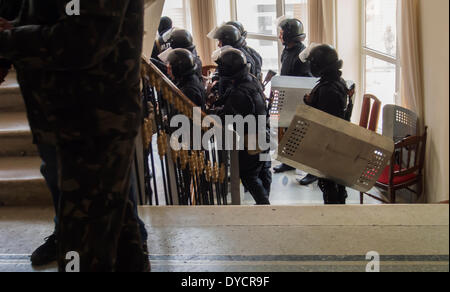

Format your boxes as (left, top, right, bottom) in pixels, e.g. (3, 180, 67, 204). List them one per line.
(276, 105, 394, 192)
(270, 76, 355, 128)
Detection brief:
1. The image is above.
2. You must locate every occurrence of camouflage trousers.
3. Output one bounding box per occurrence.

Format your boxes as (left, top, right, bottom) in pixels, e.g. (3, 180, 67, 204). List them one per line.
(16, 65, 148, 271)
(55, 133, 148, 272)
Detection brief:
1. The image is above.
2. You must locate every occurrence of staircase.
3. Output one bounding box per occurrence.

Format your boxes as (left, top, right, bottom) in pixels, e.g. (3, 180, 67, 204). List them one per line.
(0, 72, 51, 206)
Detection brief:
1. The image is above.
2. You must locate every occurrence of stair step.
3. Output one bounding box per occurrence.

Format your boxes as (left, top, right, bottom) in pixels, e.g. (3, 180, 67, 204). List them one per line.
(0, 82, 25, 112)
(0, 156, 51, 206)
(0, 205, 448, 272)
(0, 112, 37, 156)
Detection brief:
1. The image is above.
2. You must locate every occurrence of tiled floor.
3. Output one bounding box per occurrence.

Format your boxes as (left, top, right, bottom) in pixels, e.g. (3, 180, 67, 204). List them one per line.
(242, 165, 385, 205)
(151, 153, 394, 206)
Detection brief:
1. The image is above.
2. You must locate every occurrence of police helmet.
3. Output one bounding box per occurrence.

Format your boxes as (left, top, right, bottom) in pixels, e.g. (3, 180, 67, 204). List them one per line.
(307, 44, 343, 77)
(213, 25, 242, 47)
(169, 29, 195, 51)
(215, 48, 248, 78)
(158, 16, 173, 35)
(279, 18, 306, 44)
(226, 21, 248, 39)
(166, 49, 197, 79)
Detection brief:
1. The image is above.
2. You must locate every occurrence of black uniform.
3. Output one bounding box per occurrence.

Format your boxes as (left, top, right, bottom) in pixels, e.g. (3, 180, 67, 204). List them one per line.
(280, 42, 311, 77)
(242, 42, 262, 80)
(305, 72, 349, 204)
(223, 71, 272, 205)
(176, 73, 206, 110)
(0, 0, 22, 73)
(238, 46, 258, 77)
(0, 0, 22, 20)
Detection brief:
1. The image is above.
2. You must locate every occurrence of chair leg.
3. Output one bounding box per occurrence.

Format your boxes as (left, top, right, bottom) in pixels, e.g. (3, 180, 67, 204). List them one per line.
(360, 192, 364, 205)
(390, 189, 396, 204)
(418, 181, 424, 200)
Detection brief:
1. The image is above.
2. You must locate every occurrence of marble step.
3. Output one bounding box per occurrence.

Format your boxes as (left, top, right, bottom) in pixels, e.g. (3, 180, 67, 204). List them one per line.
(0, 205, 448, 272)
(0, 112, 37, 157)
(0, 156, 51, 206)
(0, 80, 25, 112)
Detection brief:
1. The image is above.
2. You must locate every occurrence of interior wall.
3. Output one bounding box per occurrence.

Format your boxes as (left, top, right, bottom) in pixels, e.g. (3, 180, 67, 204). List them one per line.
(143, 0, 166, 57)
(336, 0, 362, 124)
(419, 0, 450, 202)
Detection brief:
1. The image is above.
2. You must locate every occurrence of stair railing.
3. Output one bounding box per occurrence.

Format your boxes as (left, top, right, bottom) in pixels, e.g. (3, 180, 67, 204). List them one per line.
(137, 57, 241, 206)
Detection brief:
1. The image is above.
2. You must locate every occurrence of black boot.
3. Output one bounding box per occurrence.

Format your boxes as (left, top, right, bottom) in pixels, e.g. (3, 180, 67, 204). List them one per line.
(30, 234, 57, 266)
(273, 163, 295, 173)
(298, 174, 318, 186)
(338, 186, 348, 205)
(142, 243, 151, 272)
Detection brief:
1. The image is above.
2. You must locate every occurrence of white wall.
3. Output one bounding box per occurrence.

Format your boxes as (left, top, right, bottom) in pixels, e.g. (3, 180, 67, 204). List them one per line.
(143, 0, 166, 57)
(419, 0, 450, 202)
(336, 0, 362, 124)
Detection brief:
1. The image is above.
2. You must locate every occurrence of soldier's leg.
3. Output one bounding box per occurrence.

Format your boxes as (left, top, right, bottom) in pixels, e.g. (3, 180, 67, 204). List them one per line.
(240, 152, 270, 205)
(259, 160, 272, 195)
(337, 185, 348, 205)
(319, 179, 345, 205)
(115, 196, 150, 272)
(56, 136, 145, 272)
(124, 163, 150, 272)
(129, 162, 149, 242)
(37, 143, 60, 225)
(30, 144, 60, 266)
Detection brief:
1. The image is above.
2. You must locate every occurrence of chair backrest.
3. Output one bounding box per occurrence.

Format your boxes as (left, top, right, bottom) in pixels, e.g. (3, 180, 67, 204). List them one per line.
(390, 127, 428, 180)
(383, 105, 419, 142)
(359, 94, 382, 132)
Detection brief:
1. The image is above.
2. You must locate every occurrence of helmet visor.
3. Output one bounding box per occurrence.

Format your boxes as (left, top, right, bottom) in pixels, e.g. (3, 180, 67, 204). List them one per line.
(275, 15, 287, 27)
(299, 42, 320, 63)
(158, 47, 174, 63)
(161, 27, 175, 43)
(207, 22, 226, 39)
(211, 45, 233, 62)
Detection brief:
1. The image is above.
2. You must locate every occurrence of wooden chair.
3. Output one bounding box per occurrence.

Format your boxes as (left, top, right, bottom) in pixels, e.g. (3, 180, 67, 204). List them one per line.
(359, 94, 382, 132)
(361, 127, 428, 204)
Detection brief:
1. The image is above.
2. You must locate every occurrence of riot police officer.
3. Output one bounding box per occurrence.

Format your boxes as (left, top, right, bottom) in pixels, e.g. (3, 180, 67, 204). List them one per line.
(304, 44, 349, 204)
(273, 18, 317, 187)
(215, 48, 272, 205)
(166, 48, 206, 110)
(151, 16, 173, 60)
(211, 24, 258, 77)
(168, 29, 203, 79)
(279, 18, 311, 77)
(209, 24, 260, 108)
(226, 21, 263, 80)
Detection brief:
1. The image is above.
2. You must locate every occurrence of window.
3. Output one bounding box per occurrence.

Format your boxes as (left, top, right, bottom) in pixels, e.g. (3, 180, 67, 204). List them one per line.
(216, 0, 309, 76)
(362, 0, 401, 131)
(162, 0, 192, 32)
